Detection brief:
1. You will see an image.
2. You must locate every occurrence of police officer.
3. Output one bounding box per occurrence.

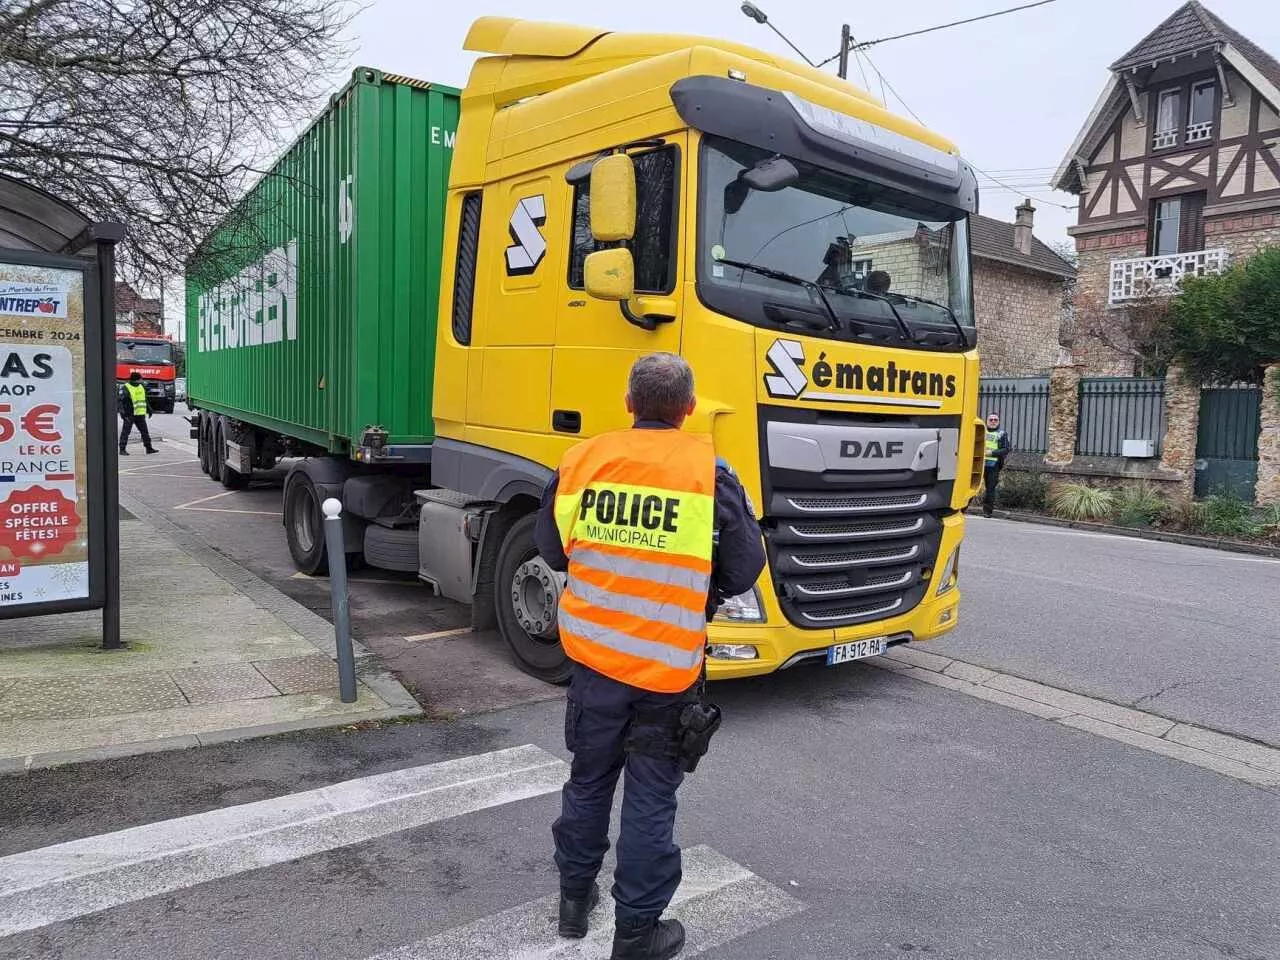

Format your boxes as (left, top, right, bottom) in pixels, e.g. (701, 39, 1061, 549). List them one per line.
(119, 371, 158, 455)
(982, 410, 1011, 517)
(534, 352, 765, 960)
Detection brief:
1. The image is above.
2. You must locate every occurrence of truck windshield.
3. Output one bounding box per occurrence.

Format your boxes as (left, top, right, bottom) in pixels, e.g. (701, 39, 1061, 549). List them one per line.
(698, 135, 975, 350)
(117, 340, 175, 364)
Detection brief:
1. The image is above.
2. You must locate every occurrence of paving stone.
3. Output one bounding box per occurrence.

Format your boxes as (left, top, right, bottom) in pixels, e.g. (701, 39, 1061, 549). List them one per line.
(171, 662, 278, 705)
(963, 683, 1073, 720)
(1165, 724, 1280, 775)
(944, 661, 997, 684)
(1058, 716, 1280, 789)
(983, 673, 1175, 737)
(882, 645, 954, 673)
(0, 672, 187, 721)
(255, 655, 341, 695)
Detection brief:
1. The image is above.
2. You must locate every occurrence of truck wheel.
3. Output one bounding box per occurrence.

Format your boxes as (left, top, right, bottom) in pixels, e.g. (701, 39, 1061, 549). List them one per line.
(159, 401, 175, 415)
(362, 524, 418, 573)
(494, 513, 570, 684)
(216, 418, 249, 491)
(284, 473, 328, 575)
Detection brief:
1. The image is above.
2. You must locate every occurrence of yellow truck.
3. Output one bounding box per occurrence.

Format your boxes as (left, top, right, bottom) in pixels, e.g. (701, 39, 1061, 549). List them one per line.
(187, 16, 984, 683)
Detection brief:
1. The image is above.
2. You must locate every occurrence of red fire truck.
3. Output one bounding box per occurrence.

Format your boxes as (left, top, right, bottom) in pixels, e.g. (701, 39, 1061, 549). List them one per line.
(116, 332, 178, 414)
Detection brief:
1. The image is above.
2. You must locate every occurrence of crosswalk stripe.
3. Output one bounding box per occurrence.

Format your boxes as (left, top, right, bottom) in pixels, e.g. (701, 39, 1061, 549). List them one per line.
(0, 745, 567, 937)
(366, 845, 804, 960)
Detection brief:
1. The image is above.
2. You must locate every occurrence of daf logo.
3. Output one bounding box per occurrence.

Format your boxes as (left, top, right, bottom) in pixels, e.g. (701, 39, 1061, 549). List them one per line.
(505, 195, 547, 276)
(840, 440, 905, 459)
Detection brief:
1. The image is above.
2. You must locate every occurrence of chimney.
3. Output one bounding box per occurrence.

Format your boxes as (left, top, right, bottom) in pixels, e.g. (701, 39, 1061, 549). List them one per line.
(1013, 200, 1035, 256)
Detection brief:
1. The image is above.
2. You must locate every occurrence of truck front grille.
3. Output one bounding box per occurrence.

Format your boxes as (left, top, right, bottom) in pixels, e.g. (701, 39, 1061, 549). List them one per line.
(767, 483, 945, 630)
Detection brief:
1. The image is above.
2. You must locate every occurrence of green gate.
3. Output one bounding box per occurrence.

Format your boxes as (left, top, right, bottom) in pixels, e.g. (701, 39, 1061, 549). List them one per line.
(1195, 385, 1261, 499)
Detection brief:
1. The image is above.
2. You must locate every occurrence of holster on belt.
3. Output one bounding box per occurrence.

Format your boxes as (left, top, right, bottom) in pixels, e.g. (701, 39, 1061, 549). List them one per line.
(625, 652, 721, 774)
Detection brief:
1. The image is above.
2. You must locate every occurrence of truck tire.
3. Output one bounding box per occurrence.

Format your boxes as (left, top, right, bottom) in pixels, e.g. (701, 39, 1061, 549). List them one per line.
(158, 401, 175, 415)
(215, 418, 250, 490)
(494, 513, 570, 684)
(198, 414, 214, 477)
(284, 472, 328, 575)
(362, 524, 418, 573)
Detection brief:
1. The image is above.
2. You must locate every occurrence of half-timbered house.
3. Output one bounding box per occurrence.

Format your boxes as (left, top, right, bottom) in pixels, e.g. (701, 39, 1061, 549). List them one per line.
(1052, 1, 1280, 374)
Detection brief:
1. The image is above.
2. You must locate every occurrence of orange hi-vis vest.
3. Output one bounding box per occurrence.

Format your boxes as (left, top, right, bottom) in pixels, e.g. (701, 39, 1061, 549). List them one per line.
(554, 427, 717, 694)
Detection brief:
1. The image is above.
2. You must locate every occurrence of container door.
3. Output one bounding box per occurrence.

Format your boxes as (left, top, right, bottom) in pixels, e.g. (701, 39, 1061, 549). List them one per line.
(549, 139, 686, 445)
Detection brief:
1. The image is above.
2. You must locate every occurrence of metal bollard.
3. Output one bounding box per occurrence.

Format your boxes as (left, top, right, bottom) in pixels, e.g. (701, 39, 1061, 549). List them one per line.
(321, 497, 358, 704)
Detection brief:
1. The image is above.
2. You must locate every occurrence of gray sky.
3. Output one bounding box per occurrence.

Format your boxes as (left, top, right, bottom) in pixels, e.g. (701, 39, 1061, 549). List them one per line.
(163, 0, 1278, 334)
(346, 0, 1277, 245)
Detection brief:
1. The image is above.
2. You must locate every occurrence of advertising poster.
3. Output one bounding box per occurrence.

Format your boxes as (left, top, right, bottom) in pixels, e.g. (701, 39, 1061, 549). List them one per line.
(0, 264, 89, 607)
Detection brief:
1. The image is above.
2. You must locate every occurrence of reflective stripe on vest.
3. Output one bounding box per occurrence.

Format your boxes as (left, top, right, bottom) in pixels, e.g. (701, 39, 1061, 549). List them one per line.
(552, 428, 716, 694)
(985, 428, 1003, 463)
(125, 382, 147, 416)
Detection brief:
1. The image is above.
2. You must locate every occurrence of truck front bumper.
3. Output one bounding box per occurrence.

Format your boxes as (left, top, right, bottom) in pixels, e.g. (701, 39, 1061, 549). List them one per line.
(706, 513, 963, 681)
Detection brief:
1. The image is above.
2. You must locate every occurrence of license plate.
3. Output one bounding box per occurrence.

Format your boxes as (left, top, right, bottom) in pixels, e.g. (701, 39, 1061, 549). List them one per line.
(826, 637, 888, 666)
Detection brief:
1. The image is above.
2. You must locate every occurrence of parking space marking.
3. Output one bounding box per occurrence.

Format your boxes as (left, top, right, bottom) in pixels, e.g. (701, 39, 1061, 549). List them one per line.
(405, 627, 473, 643)
(173, 489, 281, 518)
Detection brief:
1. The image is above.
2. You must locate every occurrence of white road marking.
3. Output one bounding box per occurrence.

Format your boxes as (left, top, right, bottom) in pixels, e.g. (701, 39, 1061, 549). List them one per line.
(365, 845, 803, 960)
(405, 627, 473, 642)
(0, 745, 568, 937)
(172, 489, 280, 517)
(291, 572, 422, 587)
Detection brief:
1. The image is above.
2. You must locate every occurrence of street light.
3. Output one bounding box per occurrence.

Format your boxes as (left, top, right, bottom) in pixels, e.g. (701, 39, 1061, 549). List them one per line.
(738, 2, 819, 69)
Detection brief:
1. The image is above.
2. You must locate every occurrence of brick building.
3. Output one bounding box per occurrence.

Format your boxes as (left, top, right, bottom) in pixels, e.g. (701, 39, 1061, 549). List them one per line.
(970, 202, 1076, 376)
(1052, 1, 1280, 374)
(115, 282, 162, 335)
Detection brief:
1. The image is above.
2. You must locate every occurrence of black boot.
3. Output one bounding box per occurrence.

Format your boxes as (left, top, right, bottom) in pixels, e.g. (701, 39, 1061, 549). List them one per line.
(558, 883, 599, 939)
(610, 917, 685, 960)
(119, 448, 130, 456)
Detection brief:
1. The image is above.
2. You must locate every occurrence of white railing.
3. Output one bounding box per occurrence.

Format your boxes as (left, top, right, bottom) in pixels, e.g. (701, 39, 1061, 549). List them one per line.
(1185, 121, 1213, 143)
(1152, 129, 1178, 149)
(1108, 248, 1230, 305)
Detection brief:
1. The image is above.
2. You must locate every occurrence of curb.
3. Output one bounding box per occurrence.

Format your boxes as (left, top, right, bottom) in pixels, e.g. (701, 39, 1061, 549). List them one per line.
(968, 508, 1280, 558)
(872, 646, 1280, 791)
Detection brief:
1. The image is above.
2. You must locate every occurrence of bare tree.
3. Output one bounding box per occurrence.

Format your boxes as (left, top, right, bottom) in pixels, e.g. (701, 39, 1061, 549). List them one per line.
(1070, 290, 1174, 376)
(0, 0, 350, 282)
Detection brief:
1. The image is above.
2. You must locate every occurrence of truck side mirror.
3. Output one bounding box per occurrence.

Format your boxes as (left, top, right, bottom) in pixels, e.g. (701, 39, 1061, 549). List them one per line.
(589, 154, 636, 242)
(583, 248, 635, 301)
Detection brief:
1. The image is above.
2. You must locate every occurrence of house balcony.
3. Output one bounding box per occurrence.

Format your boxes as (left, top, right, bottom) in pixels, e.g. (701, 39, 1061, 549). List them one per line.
(1108, 248, 1230, 306)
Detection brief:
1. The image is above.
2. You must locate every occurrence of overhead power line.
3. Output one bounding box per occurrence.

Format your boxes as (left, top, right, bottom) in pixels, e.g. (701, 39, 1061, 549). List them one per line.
(843, 34, 1076, 212)
(818, 0, 1057, 68)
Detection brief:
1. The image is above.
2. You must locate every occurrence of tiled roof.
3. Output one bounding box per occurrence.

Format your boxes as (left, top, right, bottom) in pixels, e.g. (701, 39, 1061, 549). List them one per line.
(969, 215, 1076, 278)
(115, 282, 161, 315)
(1111, 1, 1280, 94)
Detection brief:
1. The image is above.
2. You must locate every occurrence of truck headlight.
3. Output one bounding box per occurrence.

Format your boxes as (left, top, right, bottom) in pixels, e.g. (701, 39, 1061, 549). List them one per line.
(935, 547, 959, 596)
(714, 586, 765, 623)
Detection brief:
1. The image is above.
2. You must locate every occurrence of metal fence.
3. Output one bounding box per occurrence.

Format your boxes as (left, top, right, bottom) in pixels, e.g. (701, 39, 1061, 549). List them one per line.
(1076, 377, 1166, 457)
(1195, 384, 1262, 498)
(978, 377, 1049, 454)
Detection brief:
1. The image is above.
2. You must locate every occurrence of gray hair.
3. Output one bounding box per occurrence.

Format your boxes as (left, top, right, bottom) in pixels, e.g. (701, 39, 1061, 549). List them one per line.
(628, 352, 695, 424)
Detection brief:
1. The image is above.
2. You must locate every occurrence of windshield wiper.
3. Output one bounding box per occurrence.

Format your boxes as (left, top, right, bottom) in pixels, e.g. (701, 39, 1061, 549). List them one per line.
(820, 284, 914, 343)
(880, 292, 970, 348)
(716, 257, 838, 330)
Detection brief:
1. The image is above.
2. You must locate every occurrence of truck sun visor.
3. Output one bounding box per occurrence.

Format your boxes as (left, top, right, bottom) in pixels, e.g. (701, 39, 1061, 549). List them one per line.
(669, 76, 978, 214)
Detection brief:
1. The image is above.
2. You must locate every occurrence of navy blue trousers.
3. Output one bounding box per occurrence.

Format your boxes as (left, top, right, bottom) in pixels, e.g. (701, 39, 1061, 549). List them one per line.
(552, 662, 693, 925)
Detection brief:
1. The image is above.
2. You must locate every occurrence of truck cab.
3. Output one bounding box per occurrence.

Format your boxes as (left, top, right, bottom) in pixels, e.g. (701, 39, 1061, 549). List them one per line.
(426, 19, 984, 681)
(116, 333, 178, 414)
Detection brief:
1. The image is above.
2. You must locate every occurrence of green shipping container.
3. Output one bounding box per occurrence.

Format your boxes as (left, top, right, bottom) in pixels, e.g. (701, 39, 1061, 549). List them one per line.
(184, 68, 460, 453)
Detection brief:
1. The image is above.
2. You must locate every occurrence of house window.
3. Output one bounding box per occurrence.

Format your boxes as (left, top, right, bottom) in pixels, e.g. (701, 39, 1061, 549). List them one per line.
(851, 257, 873, 280)
(569, 147, 677, 293)
(1153, 89, 1181, 149)
(1150, 192, 1205, 258)
(1186, 81, 1215, 143)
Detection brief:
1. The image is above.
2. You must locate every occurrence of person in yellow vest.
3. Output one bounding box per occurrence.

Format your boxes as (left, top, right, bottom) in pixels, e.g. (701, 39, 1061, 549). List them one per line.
(118, 372, 157, 455)
(534, 352, 765, 960)
(982, 410, 1011, 517)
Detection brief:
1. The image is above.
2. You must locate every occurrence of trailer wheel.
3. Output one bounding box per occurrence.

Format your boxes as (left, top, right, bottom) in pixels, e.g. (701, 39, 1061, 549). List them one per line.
(216, 418, 249, 491)
(494, 513, 570, 684)
(284, 472, 328, 575)
(199, 414, 216, 478)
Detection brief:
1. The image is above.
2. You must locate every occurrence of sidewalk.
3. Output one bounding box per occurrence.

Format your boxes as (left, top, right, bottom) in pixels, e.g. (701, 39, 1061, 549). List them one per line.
(0, 495, 421, 773)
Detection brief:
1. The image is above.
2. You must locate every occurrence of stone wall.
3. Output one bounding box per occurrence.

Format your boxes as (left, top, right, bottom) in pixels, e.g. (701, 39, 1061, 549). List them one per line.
(1071, 227, 1148, 375)
(1204, 212, 1280, 262)
(1044, 364, 1082, 465)
(972, 260, 1066, 376)
(1158, 364, 1200, 501)
(1257, 363, 1280, 508)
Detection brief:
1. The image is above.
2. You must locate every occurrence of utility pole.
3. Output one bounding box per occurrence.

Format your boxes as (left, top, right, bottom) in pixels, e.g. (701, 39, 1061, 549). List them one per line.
(837, 23, 851, 80)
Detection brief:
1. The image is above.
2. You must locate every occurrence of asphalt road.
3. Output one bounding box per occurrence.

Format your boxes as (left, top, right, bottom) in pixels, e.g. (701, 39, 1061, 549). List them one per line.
(3, 659, 1277, 960)
(2, 412, 1276, 959)
(132, 413, 1280, 745)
